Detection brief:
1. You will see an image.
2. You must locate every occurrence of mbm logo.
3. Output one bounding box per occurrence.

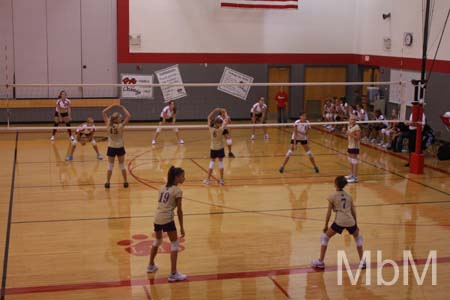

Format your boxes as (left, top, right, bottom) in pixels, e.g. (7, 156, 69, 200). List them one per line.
(337, 250, 437, 286)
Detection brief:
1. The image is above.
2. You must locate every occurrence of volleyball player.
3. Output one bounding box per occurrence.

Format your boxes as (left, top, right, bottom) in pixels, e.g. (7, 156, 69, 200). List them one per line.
(311, 176, 365, 269)
(51, 90, 73, 141)
(217, 109, 235, 158)
(203, 108, 229, 186)
(102, 104, 131, 188)
(279, 112, 319, 173)
(346, 115, 361, 183)
(152, 100, 184, 145)
(65, 117, 102, 161)
(147, 166, 187, 282)
(250, 97, 269, 140)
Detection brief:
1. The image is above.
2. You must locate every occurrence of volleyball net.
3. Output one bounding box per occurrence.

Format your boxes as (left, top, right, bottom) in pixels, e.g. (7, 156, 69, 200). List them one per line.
(0, 80, 413, 133)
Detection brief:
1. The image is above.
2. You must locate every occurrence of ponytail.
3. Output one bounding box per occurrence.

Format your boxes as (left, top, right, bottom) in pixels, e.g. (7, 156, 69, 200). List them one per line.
(166, 166, 184, 187)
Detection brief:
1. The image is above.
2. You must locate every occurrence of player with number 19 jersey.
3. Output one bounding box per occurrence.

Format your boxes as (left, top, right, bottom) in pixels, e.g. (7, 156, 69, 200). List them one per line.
(154, 186, 183, 225)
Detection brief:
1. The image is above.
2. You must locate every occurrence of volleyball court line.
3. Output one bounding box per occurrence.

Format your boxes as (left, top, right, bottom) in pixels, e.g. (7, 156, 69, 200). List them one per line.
(4, 255, 450, 296)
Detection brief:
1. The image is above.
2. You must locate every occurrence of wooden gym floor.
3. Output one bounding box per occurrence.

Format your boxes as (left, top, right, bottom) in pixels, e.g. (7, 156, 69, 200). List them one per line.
(0, 125, 449, 300)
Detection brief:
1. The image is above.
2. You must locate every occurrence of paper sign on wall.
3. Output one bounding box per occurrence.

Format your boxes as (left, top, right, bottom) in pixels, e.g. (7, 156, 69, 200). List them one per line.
(120, 74, 153, 98)
(154, 65, 187, 102)
(389, 69, 420, 107)
(218, 67, 254, 100)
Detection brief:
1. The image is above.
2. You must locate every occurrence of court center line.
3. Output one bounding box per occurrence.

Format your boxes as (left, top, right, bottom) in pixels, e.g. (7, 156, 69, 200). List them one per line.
(1, 132, 19, 300)
(4, 255, 450, 296)
(142, 285, 152, 300)
(268, 276, 291, 299)
(189, 158, 219, 182)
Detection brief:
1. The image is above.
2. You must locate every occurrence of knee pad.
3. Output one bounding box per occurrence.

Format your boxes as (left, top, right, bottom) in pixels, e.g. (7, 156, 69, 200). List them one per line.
(53, 122, 59, 127)
(156, 127, 162, 133)
(381, 128, 386, 135)
(218, 161, 224, 169)
(65, 122, 71, 128)
(226, 138, 232, 146)
(306, 150, 313, 158)
(119, 163, 126, 171)
(320, 233, 329, 246)
(355, 234, 363, 247)
(174, 128, 179, 133)
(170, 240, 180, 252)
(71, 139, 78, 146)
(286, 149, 293, 157)
(152, 238, 162, 247)
(90, 138, 97, 146)
(209, 161, 215, 169)
(351, 158, 359, 165)
(108, 162, 114, 171)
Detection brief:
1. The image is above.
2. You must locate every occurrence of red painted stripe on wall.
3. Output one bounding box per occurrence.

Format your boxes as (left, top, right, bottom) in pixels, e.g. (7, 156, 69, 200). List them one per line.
(221, 4, 298, 9)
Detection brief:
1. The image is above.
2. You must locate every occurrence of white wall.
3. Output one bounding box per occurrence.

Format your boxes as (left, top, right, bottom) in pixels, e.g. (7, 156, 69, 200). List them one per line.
(130, 0, 357, 53)
(131, 0, 450, 61)
(0, 0, 117, 98)
(355, 0, 450, 61)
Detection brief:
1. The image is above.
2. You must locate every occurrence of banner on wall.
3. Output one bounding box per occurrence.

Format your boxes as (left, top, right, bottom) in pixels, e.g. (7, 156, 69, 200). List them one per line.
(154, 65, 187, 102)
(218, 67, 254, 100)
(120, 74, 153, 99)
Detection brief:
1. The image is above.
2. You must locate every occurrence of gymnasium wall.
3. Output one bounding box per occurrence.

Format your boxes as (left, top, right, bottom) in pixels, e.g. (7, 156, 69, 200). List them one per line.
(129, 0, 357, 54)
(0, 0, 117, 98)
(355, 0, 450, 61)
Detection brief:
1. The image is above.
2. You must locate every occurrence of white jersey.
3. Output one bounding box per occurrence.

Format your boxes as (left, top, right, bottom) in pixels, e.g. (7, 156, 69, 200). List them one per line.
(357, 109, 368, 121)
(160, 106, 174, 119)
(56, 98, 71, 112)
(250, 103, 267, 114)
(292, 120, 310, 141)
(377, 114, 388, 127)
(76, 123, 96, 136)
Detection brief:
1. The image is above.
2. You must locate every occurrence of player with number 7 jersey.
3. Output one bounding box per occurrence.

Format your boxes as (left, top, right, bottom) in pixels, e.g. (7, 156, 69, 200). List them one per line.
(310, 176, 365, 270)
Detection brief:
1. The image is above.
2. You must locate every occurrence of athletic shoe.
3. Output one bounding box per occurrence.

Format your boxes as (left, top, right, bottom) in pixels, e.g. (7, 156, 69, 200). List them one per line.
(347, 176, 359, 183)
(168, 272, 187, 282)
(219, 179, 225, 186)
(104, 182, 110, 189)
(65, 155, 73, 161)
(97, 154, 103, 160)
(264, 134, 270, 140)
(345, 174, 353, 179)
(178, 139, 185, 144)
(377, 141, 384, 146)
(146, 264, 159, 273)
(251, 134, 255, 140)
(228, 152, 235, 158)
(202, 179, 210, 185)
(152, 140, 157, 145)
(311, 259, 325, 269)
(279, 166, 284, 173)
(50, 136, 55, 141)
(314, 166, 319, 173)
